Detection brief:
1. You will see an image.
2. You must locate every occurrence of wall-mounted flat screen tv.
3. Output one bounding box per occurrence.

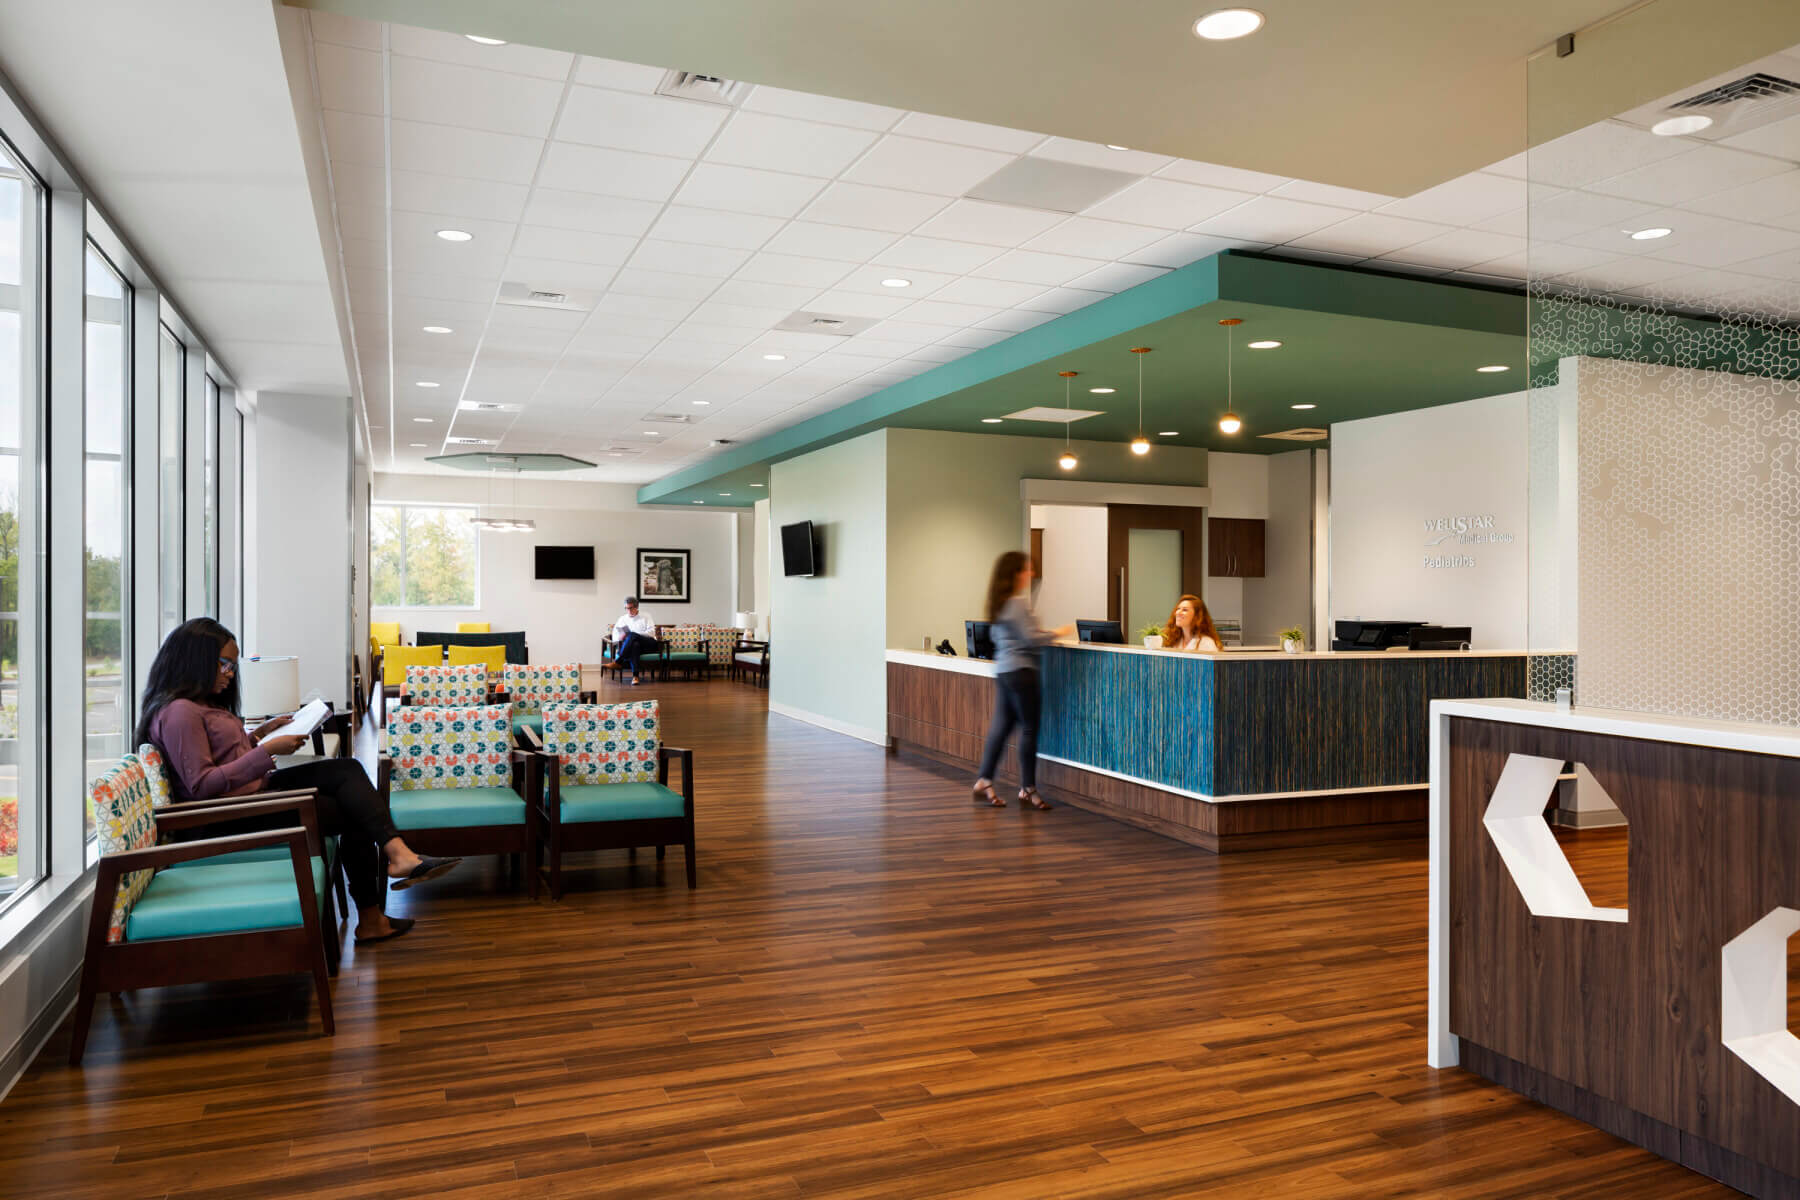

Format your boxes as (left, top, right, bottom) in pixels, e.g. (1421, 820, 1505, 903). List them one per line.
(780, 521, 819, 577)
(535, 545, 595, 580)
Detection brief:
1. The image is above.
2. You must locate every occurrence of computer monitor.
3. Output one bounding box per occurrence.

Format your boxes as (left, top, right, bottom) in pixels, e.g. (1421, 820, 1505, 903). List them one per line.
(1332, 619, 1426, 652)
(965, 620, 996, 660)
(1407, 625, 1472, 651)
(1076, 619, 1125, 644)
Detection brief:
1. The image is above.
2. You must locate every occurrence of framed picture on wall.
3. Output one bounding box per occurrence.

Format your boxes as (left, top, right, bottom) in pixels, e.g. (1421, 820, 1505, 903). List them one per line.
(636, 547, 691, 603)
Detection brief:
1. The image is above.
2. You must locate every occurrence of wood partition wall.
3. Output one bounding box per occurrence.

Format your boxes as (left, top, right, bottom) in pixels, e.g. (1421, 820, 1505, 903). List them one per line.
(1104, 504, 1205, 625)
(1447, 716, 1800, 1198)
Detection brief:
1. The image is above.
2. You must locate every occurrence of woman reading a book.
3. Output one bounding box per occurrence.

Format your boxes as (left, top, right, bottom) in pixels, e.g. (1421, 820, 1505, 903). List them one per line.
(137, 618, 460, 945)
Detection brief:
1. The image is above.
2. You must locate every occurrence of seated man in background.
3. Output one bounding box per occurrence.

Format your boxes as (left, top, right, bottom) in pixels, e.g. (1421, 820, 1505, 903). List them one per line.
(611, 596, 659, 686)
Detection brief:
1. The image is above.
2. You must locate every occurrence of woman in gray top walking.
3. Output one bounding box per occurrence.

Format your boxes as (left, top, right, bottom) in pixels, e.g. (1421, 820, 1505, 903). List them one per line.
(973, 550, 1073, 810)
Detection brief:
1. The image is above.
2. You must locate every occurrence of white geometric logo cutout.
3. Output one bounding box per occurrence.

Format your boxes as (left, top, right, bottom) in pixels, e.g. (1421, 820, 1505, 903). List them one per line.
(1722, 907, 1800, 1107)
(1482, 753, 1628, 923)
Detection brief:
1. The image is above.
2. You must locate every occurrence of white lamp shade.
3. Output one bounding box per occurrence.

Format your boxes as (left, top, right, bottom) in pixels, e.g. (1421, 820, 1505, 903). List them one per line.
(239, 655, 300, 717)
(734, 611, 757, 630)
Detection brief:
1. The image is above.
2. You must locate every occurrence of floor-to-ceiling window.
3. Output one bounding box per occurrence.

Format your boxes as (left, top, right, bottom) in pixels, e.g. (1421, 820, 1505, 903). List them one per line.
(157, 324, 182, 635)
(202, 373, 217, 616)
(84, 245, 129, 840)
(0, 142, 43, 897)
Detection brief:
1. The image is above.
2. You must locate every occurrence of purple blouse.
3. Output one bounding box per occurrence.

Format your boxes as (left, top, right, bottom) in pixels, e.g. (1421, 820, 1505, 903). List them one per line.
(148, 698, 276, 801)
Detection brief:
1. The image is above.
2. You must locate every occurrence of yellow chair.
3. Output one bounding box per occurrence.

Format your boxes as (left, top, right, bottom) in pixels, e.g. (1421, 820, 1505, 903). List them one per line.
(455, 622, 490, 633)
(369, 621, 402, 663)
(446, 643, 507, 678)
(380, 644, 442, 689)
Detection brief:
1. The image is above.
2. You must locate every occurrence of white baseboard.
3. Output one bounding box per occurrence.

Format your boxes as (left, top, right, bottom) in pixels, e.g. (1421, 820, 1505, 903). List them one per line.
(768, 700, 888, 747)
(0, 967, 78, 1101)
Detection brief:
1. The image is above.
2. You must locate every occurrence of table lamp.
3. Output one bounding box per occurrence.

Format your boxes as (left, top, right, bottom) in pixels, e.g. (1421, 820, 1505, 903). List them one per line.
(238, 655, 300, 719)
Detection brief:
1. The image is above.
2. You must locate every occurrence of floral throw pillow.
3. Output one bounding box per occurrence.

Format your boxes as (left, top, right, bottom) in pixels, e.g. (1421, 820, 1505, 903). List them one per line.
(703, 626, 742, 667)
(405, 663, 488, 706)
(541, 701, 659, 787)
(386, 704, 512, 791)
(92, 756, 158, 943)
(136, 743, 174, 809)
(502, 663, 583, 716)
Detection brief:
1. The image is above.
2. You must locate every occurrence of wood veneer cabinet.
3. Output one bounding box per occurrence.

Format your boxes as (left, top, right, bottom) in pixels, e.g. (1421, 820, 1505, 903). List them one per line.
(1207, 516, 1264, 577)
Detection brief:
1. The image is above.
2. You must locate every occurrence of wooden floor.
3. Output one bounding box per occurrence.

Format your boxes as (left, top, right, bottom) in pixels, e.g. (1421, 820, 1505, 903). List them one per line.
(0, 679, 1734, 1199)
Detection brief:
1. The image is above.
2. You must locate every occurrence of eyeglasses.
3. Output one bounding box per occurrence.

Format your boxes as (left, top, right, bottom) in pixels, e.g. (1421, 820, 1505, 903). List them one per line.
(218, 657, 238, 673)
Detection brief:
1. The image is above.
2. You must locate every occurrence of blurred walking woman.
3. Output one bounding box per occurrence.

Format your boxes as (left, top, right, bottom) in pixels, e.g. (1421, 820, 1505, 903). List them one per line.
(136, 618, 461, 945)
(972, 551, 1073, 811)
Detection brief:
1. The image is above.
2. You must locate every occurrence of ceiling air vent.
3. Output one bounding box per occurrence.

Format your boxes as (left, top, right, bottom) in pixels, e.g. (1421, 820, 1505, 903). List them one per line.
(1671, 72, 1800, 108)
(1258, 427, 1329, 442)
(446, 436, 498, 446)
(643, 412, 693, 424)
(602, 446, 645, 456)
(655, 70, 750, 107)
(496, 282, 590, 312)
(774, 310, 878, 336)
(457, 401, 521, 413)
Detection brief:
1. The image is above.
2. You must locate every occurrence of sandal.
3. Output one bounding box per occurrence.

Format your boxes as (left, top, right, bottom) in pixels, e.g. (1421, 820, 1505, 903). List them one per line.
(391, 855, 463, 890)
(973, 779, 1004, 807)
(354, 917, 416, 945)
(1019, 788, 1052, 811)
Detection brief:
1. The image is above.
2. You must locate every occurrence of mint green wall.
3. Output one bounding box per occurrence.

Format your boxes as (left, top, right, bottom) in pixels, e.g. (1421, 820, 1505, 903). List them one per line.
(885, 429, 1209, 653)
(768, 430, 889, 743)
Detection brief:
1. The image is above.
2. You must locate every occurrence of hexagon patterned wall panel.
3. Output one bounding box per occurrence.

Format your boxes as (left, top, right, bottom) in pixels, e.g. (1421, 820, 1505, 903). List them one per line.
(1722, 906, 1800, 1107)
(1482, 752, 1627, 923)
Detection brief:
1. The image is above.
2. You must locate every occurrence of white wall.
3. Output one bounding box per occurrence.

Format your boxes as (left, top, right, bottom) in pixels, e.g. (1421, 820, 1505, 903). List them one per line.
(371, 473, 738, 664)
(250, 391, 353, 705)
(1329, 392, 1529, 649)
(1202, 452, 1270, 631)
(1244, 449, 1316, 645)
(1029, 503, 1108, 630)
(752, 497, 770, 640)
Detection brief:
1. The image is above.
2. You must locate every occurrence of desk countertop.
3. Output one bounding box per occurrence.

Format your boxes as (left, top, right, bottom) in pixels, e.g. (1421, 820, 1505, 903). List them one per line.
(888, 643, 1539, 674)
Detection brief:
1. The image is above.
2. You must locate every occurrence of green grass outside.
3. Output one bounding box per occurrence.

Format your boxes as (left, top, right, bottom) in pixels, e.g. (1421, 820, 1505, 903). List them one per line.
(0, 856, 16, 879)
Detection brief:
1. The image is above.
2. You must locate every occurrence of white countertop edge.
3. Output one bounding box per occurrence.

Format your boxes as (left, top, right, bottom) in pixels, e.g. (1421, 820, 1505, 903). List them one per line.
(888, 645, 1544, 669)
(1431, 697, 1800, 759)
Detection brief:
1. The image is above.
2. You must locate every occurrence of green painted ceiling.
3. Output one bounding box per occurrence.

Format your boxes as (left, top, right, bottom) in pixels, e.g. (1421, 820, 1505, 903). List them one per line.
(640, 252, 1527, 508)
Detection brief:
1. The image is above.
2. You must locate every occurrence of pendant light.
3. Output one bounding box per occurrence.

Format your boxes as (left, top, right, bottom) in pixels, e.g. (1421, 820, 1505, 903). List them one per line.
(1129, 346, 1152, 455)
(1218, 318, 1244, 435)
(472, 463, 536, 532)
(1057, 370, 1079, 471)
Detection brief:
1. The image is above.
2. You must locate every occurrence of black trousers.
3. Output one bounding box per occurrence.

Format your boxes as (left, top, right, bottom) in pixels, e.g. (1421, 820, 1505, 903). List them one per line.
(976, 668, 1042, 790)
(616, 631, 661, 676)
(190, 759, 400, 911)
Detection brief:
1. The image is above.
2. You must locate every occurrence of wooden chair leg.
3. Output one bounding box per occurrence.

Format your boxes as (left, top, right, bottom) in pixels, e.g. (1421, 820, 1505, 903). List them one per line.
(656, 844, 666, 862)
(310, 950, 335, 1036)
(684, 838, 697, 889)
(551, 838, 564, 901)
(68, 975, 99, 1066)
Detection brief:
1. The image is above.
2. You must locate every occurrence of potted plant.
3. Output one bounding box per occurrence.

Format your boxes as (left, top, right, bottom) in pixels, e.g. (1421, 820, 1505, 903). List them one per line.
(1280, 626, 1306, 655)
(1138, 622, 1165, 649)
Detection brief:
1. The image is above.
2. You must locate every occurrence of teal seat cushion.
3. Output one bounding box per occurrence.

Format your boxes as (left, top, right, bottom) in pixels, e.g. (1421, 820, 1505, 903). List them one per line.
(559, 782, 685, 823)
(665, 651, 707, 663)
(390, 786, 526, 829)
(165, 836, 337, 871)
(125, 858, 328, 942)
(515, 713, 543, 736)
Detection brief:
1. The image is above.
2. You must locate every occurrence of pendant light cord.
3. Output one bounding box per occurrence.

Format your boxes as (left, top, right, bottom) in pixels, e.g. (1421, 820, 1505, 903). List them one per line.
(1137, 351, 1145, 438)
(1065, 373, 1072, 450)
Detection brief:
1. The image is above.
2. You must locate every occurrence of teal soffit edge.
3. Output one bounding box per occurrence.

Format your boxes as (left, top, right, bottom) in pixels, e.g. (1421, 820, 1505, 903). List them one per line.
(430, 451, 597, 471)
(637, 251, 1529, 507)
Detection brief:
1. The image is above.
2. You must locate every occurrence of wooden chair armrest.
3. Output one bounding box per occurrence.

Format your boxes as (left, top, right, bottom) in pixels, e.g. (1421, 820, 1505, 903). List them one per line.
(156, 794, 316, 831)
(658, 746, 695, 808)
(579, 690, 598, 704)
(102, 826, 308, 872)
(516, 723, 543, 750)
(158, 786, 321, 814)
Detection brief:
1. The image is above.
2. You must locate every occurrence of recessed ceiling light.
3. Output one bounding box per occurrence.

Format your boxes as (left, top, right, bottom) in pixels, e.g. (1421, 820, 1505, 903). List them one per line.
(416, 381, 440, 388)
(1652, 114, 1712, 137)
(464, 34, 507, 45)
(692, 399, 712, 406)
(1089, 386, 1116, 394)
(692, 500, 704, 504)
(1106, 144, 1131, 151)
(609, 452, 623, 458)
(719, 492, 731, 496)
(762, 353, 787, 360)
(409, 442, 428, 448)
(982, 417, 1003, 424)
(1629, 227, 1672, 240)
(1158, 430, 1179, 436)
(1193, 8, 1265, 39)
(1291, 403, 1317, 410)
(412, 417, 434, 423)
(435, 229, 473, 242)
(880, 278, 912, 288)
(422, 325, 452, 334)
(646, 431, 661, 436)
(750, 482, 764, 487)
(1247, 339, 1282, 349)
(1476, 365, 1510, 373)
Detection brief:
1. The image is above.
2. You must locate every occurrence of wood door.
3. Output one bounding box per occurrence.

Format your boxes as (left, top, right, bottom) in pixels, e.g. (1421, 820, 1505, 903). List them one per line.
(1105, 504, 1206, 625)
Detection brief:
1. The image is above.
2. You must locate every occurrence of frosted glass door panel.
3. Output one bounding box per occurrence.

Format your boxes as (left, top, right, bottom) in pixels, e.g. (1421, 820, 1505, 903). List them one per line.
(1127, 529, 1180, 639)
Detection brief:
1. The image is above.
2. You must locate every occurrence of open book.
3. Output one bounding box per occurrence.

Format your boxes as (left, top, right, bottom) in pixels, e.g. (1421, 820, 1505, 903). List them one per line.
(257, 697, 332, 744)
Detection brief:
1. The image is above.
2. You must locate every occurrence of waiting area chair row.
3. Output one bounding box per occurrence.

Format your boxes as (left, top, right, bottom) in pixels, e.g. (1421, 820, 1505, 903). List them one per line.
(602, 623, 768, 686)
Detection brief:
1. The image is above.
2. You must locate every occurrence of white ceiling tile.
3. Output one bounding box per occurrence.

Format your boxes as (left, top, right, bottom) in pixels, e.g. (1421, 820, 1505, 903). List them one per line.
(390, 119, 546, 184)
(572, 312, 679, 340)
(706, 111, 879, 178)
(389, 56, 564, 138)
(914, 199, 1064, 247)
(1484, 151, 1529, 179)
(628, 239, 752, 277)
(323, 109, 385, 169)
(1083, 178, 1252, 228)
(538, 141, 690, 201)
(1264, 246, 1364, 266)
(1288, 212, 1455, 257)
(1528, 120, 1688, 188)
(512, 225, 636, 266)
(899, 299, 1001, 326)
(873, 235, 1002, 274)
(1525, 190, 1658, 241)
(970, 248, 1105, 286)
(1190, 195, 1359, 242)
(830, 264, 955, 296)
(1154, 159, 1289, 193)
(906, 344, 973, 364)
(1376, 172, 1528, 224)
(1031, 138, 1172, 175)
(521, 188, 663, 236)
(1021, 286, 1108, 315)
(608, 267, 723, 300)
(1068, 262, 1171, 293)
(805, 290, 914, 318)
(673, 163, 825, 218)
(1269, 179, 1399, 209)
(1374, 228, 1527, 270)
(555, 85, 729, 157)
(650, 206, 786, 250)
(1682, 168, 1800, 224)
(707, 278, 819, 310)
(1472, 207, 1527, 237)
(573, 55, 665, 92)
(735, 253, 853, 288)
(670, 321, 757, 347)
(870, 319, 956, 342)
(391, 169, 529, 224)
(739, 86, 902, 131)
(1721, 112, 1800, 161)
(480, 324, 574, 354)
(314, 41, 384, 115)
(934, 326, 1012, 349)
(927, 277, 1046, 307)
(687, 301, 791, 330)
(890, 112, 1044, 153)
(559, 331, 659, 357)
(975, 309, 1056, 333)
(799, 181, 949, 233)
(307, 10, 382, 50)
(1124, 231, 1267, 268)
(761, 221, 896, 262)
(1022, 217, 1163, 259)
(503, 255, 619, 292)
(328, 162, 385, 213)
(593, 292, 698, 322)
(842, 337, 929, 359)
(336, 202, 384, 243)
(391, 270, 498, 304)
(389, 26, 574, 79)
(842, 135, 1014, 196)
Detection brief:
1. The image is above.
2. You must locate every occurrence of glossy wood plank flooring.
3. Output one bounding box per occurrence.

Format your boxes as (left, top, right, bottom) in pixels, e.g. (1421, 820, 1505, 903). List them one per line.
(0, 680, 1732, 1198)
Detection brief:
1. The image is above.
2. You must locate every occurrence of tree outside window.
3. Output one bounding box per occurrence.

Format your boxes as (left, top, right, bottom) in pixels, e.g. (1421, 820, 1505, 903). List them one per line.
(370, 504, 478, 608)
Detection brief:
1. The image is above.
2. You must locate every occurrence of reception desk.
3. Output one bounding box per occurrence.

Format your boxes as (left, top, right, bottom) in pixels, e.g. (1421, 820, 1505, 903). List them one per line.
(888, 642, 1556, 851)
